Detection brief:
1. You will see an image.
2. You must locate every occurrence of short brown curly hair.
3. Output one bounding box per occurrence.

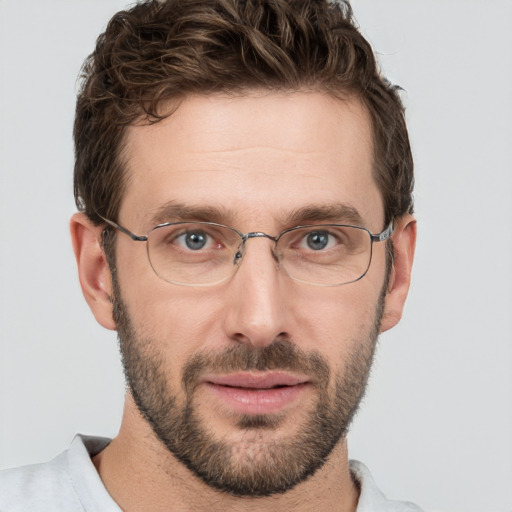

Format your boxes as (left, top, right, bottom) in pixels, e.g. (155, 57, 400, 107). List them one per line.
(74, 0, 413, 227)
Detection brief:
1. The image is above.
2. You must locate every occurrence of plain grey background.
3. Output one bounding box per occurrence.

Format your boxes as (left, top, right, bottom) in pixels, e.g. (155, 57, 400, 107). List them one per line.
(0, 1, 511, 511)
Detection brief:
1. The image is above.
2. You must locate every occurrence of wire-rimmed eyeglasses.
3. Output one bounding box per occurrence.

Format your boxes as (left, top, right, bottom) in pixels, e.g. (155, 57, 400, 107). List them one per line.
(99, 215, 393, 287)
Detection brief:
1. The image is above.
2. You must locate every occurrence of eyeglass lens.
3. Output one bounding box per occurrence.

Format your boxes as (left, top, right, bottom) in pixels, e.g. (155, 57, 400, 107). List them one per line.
(146, 222, 373, 286)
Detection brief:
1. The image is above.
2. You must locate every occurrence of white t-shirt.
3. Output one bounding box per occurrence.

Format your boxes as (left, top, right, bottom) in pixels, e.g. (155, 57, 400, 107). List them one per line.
(0, 435, 423, 511)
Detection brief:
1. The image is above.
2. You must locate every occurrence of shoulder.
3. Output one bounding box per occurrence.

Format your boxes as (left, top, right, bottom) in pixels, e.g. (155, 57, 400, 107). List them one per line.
(350, 460, 424, 512)
(0, 435, 114, 512)
(0, 449, 82, 511)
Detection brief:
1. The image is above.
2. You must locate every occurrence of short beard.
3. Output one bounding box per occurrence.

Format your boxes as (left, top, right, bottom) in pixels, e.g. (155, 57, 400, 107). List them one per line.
(111, 273, 385, 497)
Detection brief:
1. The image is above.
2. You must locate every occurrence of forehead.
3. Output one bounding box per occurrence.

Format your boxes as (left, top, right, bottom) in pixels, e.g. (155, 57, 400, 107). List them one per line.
(120, 90, 382, 230)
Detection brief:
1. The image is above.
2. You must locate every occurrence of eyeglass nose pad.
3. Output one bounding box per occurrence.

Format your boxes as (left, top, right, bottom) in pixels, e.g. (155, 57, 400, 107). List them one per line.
(271, 247, 281, 268)
(232, 235, 281, 267)
(233, 250, 243, 265)
(233, 239, 246, 265)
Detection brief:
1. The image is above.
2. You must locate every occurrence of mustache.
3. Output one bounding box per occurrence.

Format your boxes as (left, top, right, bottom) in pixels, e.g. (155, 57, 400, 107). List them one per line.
(182, 339, 330, 393)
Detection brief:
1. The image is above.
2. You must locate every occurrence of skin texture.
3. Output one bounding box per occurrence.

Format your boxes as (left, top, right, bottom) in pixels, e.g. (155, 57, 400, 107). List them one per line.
(71, 90, 416, 512)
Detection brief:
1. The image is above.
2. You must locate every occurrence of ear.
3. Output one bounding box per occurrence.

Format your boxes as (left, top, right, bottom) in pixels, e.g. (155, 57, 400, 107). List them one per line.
(380, 214, 417, 333)
(70, 212, 116, 330)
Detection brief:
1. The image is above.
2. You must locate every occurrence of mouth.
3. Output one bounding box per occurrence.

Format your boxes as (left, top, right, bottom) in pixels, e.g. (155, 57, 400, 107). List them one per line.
(202, 372, 311, 415)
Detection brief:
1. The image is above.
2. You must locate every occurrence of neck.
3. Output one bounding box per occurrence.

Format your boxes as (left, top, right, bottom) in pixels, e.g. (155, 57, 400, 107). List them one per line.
(93, 396, 360, 512)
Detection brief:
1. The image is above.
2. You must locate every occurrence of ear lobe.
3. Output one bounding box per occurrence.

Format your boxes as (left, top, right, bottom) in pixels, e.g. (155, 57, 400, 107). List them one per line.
(380, 214, 417, 333)
(70, 212, 116, 330)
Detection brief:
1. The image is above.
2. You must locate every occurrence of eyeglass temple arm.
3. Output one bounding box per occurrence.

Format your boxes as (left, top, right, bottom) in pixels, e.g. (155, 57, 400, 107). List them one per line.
(370, 221, 394, 243)
(97, 214, 148, 242)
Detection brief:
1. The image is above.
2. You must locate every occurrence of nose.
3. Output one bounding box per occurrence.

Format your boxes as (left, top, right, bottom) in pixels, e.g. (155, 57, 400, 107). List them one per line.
(223, 238, 290, 349)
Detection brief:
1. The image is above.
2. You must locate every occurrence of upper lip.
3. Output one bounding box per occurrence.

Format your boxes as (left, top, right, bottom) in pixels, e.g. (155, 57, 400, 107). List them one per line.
(203, 372, 310, 389)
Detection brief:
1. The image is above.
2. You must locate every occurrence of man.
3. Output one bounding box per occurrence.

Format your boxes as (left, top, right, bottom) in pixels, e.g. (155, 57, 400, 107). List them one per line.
(0, 0, 419, 510)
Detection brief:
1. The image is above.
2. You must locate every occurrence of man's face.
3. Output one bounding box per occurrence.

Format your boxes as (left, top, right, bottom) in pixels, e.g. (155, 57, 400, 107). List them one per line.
(112, 91, 389, 496)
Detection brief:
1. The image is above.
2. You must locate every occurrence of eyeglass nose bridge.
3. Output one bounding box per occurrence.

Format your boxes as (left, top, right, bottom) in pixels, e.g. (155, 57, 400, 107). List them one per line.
(233, 231, 280, 265)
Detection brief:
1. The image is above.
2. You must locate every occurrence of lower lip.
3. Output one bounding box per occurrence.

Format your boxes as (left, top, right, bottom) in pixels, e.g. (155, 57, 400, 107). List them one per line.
(204, 382, 309, 415)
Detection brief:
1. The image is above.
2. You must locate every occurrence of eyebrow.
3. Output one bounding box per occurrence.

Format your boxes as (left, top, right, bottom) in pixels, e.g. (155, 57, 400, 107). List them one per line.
(147, 201, 364, 229)
(284, 204, 364, 226)
(149, 202, 231, 226)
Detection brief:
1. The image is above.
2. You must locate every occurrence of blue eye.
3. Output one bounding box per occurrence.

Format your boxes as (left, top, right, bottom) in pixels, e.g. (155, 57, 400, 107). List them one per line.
(306, 231, 330, 250)
(178, 231, 210, 250)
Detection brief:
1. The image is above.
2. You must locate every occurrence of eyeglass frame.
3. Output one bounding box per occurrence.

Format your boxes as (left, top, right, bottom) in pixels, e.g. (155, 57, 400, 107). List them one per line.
(98, 214, 394, 287)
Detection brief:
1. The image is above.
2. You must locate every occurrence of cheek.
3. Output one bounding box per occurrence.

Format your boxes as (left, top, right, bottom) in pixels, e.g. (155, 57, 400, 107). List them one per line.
(291, 283, 382, 358)
(122, 279, 227, 364)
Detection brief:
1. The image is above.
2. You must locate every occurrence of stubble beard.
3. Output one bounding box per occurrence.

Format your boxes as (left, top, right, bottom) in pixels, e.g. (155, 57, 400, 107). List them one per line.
(111, 274, 385, 497)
